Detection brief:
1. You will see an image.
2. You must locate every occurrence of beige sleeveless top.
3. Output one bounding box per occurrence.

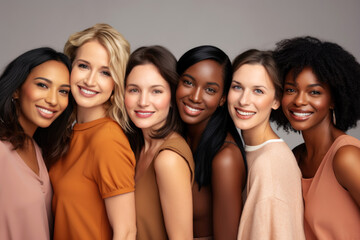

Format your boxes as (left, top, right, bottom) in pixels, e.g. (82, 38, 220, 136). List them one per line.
(135, 135, 194, 240)
(302, 135, 360, 240)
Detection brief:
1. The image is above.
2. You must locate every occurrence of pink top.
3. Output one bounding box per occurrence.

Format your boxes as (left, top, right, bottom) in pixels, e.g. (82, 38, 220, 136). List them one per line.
(238, 139, 305, 240)
(302, 135, 360, 240)
(0, 140, 52, 240)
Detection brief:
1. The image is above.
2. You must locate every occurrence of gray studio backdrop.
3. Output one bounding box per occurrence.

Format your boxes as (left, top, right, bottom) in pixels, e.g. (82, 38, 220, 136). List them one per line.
(1, 0, 359, 148)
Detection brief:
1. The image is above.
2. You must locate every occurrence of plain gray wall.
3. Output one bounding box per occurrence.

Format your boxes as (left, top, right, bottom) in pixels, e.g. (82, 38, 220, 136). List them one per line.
(1, 0, 359, 148)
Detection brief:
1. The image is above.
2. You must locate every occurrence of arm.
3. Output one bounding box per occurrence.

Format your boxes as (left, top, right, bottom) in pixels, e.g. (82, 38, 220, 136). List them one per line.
(333, 145, 360, 207)
(105, 192, 136, 240)
(154, 150, 193, 240)
(211, 145, 246, 240)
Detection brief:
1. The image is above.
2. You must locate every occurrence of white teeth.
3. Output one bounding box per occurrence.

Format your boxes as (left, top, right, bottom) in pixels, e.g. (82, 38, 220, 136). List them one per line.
(293, 112, 311, 117)
(37, 107, 54, 114)
(137, 112, 152, 116)
(81, 88, 97, 95)
(185, 105, 201, 112)
(236, 109, 255, 116)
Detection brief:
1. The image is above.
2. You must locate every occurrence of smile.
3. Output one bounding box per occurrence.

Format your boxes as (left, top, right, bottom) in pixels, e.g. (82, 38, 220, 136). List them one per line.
(36, 106, 56, 119)
(79, 86, 98, 96)
(135, 111, 154, 118)
(183, 103, 202, 116)
(235, 108, 256, 120)
(236, 109, 256, 116)
(290, 111, 313, 120)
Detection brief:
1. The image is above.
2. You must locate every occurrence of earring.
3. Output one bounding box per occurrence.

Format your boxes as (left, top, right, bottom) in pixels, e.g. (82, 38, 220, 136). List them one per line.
(332, 109, 336, 125)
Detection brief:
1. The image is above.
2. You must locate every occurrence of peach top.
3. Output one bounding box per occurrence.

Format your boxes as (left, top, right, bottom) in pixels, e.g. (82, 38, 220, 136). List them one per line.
(238, 139, 305, 240)
(0, 140, 52, 240)
(302, 135, 360, 240)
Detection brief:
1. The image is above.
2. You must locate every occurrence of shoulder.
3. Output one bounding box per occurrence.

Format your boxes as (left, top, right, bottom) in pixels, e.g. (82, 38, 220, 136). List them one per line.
(333, 144, 360, 183)
(160, 133, 193, 163)
(212, 139, 244, 173)
(88, 119, 128, 146)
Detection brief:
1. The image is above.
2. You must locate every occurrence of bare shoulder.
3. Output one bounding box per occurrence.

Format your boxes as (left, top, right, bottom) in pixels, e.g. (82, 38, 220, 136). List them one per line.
(154, 147, 189, 176)
(212, 135, 245, 178)
(333, 145, 360, 179)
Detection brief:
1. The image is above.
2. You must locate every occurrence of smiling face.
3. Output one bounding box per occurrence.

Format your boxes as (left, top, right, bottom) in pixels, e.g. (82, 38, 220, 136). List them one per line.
(176, 59, 225, 130)
(14, 60, 70, 136)
(125, 64, 171, 132)
(227, 64, 279, 134)
(281, 67, 333, 132)
(70, 40, 114, 123)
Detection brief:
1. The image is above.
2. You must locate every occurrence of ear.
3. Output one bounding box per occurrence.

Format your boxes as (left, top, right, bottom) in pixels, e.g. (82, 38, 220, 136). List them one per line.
(13, 89, 20, 99)
(219, 95, 226, 107)
(272, 98, 280, 110)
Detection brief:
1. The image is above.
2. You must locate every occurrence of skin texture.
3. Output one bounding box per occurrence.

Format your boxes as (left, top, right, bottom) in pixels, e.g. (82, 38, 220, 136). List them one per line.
(125, 63, 193, 239)
(13, 60, 70, 175)
(282, 67, 360, 207)
(124, 64, 171, 132)
(72, 40, 136, 239)
(71, 40, 114, 123)
(176, 59, 246, 239)
(227, 64, 280, 145)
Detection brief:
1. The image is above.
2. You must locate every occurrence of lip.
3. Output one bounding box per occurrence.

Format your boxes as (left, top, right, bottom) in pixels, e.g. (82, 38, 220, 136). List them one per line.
(288, 109, 313, 121)
(78, 86, 98, 97)
(234, 107, 256, 120)
(135, 110, 154, 118)
(36, 105, 57, 119)
(182, 102, 203, 117)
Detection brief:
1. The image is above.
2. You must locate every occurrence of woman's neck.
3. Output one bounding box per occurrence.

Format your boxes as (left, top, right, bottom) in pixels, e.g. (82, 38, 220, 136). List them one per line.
(76, 106, 107, 123)
(241, 121, 279, 146)
(301, 121, 344, 159)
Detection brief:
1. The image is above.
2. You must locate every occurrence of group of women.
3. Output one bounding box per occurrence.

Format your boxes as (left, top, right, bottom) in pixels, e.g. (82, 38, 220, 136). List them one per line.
(0, 23, 359, 240)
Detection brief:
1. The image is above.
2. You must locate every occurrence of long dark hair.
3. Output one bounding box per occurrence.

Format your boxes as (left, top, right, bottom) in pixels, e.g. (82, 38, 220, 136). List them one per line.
(124, 45, 182, 157)
(177, 45, 247, 188)
(0, 47, 74, 167)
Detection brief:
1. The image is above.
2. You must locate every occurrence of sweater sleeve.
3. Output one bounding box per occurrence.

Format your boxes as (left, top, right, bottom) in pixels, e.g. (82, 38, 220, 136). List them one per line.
(240, 197, 298, 240)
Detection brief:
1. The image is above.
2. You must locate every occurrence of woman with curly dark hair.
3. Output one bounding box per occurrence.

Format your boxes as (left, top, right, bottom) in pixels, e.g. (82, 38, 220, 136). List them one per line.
(273, 36, 360, 240)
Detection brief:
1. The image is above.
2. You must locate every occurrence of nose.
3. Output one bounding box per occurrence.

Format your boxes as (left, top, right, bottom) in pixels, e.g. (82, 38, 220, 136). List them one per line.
(189, 87, 201, 103)
(138, 92, 149, 107)
(294, 91, 307, 106)
(83, 71, 96, 86)
(239, 90, 250, 106)
(45, 89, 58, 106)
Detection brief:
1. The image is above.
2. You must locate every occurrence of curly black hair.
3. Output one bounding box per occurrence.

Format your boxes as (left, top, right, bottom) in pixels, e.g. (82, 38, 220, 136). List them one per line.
(273, 36, 360, 132)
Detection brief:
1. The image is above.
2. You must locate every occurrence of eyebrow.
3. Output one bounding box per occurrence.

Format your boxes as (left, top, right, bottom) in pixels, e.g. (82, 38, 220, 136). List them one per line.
(232, 80, 267, 89)
(76, 59, 110, 70)
(34, 77, 71, 88)
(285, 81, 325, 89)
(126, 83, 166, 88)
(183, 73, 220, 87)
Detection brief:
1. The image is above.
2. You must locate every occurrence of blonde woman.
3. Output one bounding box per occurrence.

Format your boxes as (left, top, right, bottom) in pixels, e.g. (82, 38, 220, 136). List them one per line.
(50, 24, 136, 240)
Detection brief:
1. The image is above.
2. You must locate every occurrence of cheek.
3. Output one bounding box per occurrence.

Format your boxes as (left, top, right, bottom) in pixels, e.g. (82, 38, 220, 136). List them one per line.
(227, 90, 238, 106)
(59, 97, 69, 111)
(176, 85, 189, 100)
(157, 94, 172, 111)
(281, 94, 292, 106)
(124, 94, 135, 111)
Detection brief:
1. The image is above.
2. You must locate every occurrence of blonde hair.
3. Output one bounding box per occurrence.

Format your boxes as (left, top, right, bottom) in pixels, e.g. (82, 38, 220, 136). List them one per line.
(64, 23, 131, 131)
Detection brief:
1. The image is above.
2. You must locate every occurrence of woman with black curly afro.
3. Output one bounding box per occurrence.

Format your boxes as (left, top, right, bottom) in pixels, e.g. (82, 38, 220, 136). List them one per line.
(273, 36, 360, 240)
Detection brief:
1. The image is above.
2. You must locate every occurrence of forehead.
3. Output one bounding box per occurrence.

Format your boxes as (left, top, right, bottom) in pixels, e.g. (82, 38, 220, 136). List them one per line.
(75, 40, 110, 63)
(286, 67, 321, 85)
(183, 59, 223, 84)
(127, 64, 169, 87)
(234, 64, 274, 88)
